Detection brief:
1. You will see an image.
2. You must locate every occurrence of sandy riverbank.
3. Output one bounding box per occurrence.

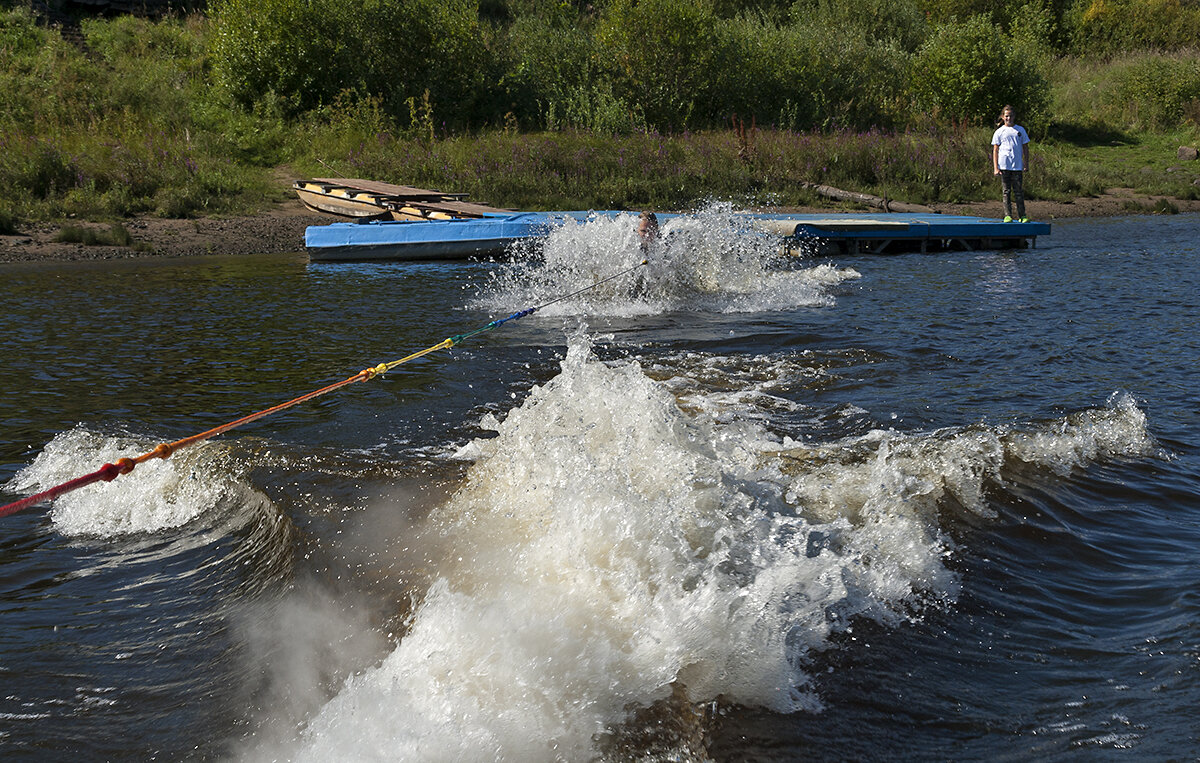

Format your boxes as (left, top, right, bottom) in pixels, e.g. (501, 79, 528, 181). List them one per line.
(2, 190, 1198, 264)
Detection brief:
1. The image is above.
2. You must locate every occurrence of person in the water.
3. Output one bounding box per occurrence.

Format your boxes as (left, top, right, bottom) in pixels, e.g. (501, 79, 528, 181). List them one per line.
(637, 211, 660, 253)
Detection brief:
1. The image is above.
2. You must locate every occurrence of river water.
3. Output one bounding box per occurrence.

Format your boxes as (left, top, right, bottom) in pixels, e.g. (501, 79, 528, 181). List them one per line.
(1, 209, 1198, 760)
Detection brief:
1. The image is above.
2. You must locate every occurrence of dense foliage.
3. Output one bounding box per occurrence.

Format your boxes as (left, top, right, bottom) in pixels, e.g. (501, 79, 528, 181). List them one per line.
(1071, 0, 1200, 54)
(1, 0, 1198, 224)
(210, 0, 487, 124)
(911, 14, 1050, 127)
(199, 0, 1200, 133)
(0, 10, 273, 221)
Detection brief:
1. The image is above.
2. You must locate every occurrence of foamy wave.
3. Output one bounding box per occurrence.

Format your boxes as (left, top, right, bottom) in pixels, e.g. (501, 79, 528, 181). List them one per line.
(644, 350, 822, 423)
(289, 337, 1157, 760)
(293, 333, 940, 759)
(769, 392, 1155, 613)
(477, 204, 859, 317)
(1005, 392, 1155, 474)
(7, 427, 261, 536)
(775, 394, 1155, 523)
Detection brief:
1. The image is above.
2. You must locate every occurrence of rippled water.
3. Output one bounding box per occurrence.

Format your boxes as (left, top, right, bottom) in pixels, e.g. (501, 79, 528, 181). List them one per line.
(1, 210, 1198, 760)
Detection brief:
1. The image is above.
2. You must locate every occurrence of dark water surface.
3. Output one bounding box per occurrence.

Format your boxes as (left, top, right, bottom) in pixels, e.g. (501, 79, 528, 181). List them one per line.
(1, 212, 1198, 760)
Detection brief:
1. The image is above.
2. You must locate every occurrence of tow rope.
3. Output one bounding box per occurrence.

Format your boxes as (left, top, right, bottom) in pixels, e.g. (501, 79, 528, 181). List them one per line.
(0, 259, 648, 519)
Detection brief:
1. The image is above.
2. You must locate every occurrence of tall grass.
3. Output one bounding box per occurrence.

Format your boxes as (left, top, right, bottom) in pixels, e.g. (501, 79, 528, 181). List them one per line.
(0, 9, 275, 222)
(265, 105, 1200, 211)
(1051, 50, 1200, 131)
(289, 121, 1011, 210)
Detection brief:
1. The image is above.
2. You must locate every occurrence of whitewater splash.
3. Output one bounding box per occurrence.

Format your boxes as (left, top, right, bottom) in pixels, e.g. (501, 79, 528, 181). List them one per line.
(6, 427, 267, 537)
(476, 204, 860, 317)
(279, 333, 1155, 761)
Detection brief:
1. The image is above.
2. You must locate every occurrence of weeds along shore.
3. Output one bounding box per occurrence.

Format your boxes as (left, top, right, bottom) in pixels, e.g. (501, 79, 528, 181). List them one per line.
(1, 2, 1198, 235)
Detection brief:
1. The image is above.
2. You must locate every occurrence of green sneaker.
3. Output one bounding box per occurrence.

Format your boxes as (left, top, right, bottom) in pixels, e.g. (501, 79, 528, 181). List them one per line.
(1019, 217, 1030, 223)
(1003, 215, 1013, 222)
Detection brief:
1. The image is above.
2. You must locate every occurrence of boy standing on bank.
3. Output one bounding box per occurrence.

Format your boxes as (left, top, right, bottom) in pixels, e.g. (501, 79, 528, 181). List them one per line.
(992, 105, 1031, 222)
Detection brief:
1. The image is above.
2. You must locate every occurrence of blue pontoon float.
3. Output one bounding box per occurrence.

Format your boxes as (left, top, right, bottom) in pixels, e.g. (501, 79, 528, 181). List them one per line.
(304, 211, 612, 261)
(304, 211, 1050, 261)
(750, 213, 1051, 255)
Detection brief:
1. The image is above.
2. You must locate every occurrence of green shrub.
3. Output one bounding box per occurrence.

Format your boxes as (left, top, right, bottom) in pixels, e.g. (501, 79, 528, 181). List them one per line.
(0, 136, 78, 199)
(791, 0, 930, 50)
(210, 0, 487, 126)
(707, 14, 798, 127)
(0, 9, 99, 130)
(54, 224, 98, 245)
(785, 25, 913, 130)
(591, 2, 914, 131)
(83, 13, 207, 63)
(209, 0, 339, 114)
(596, 0, 724, 129)
(543, 81, 648, 135)
(498, 14, 628, 131)
(81, 15, 208, 132)
(190, 92, 293, 167)
(915, 0, 1004, 22)
(1007, 0, 1060, 59)
(915, 0, 1076, 45)
(1068, 0, 1200, 54)
(0, 7, 45, 59)
(911, 15, 1050, 129)
(1111, 54, 1200, 130)
(1051, 51, 1200, 131)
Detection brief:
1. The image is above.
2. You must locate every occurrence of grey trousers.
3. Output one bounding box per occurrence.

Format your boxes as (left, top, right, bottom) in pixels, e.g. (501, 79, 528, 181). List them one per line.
(999, 169, 1025, 219)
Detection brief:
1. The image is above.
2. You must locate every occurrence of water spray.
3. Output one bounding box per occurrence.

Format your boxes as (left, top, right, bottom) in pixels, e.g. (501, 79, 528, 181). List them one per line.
(0, 260, 648, 519)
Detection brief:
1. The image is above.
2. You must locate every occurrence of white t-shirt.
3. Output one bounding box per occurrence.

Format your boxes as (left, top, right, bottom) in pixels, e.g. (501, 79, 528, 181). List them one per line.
(992, 125, 1030, 171)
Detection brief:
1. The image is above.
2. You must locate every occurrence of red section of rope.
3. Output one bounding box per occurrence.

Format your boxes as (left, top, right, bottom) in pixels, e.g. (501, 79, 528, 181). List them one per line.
(0, 368, 374, 519)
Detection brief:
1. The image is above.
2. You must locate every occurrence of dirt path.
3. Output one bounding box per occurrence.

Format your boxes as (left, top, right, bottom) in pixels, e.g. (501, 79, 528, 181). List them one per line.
(2, 189, 1198, 264)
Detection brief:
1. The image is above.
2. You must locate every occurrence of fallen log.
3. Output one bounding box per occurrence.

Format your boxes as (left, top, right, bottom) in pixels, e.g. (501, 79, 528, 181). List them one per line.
(801, 182, 936, 214)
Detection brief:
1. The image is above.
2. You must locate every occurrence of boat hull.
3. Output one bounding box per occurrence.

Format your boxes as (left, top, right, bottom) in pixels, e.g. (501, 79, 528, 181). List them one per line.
(294, 181, 391, 219)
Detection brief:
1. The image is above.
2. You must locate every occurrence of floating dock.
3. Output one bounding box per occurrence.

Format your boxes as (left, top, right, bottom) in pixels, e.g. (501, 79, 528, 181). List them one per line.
(305, 212, 1050, 261)
(755, 213, 1051, 255)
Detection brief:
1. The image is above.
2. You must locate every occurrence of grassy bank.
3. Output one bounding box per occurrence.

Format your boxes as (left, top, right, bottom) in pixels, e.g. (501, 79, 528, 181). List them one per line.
(1, 6, 1198, 228)
(285, 119, 1200, 213)
(6, 118, 1196, 224)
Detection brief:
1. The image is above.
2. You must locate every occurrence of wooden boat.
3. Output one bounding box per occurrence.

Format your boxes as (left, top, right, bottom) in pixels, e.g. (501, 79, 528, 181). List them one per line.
(294, 178, 510, 221)
(294, 180, 392, 219)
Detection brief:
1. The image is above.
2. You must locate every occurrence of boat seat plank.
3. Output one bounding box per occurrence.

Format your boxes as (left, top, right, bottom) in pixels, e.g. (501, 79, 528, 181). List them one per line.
(311, 178, 470, 200)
